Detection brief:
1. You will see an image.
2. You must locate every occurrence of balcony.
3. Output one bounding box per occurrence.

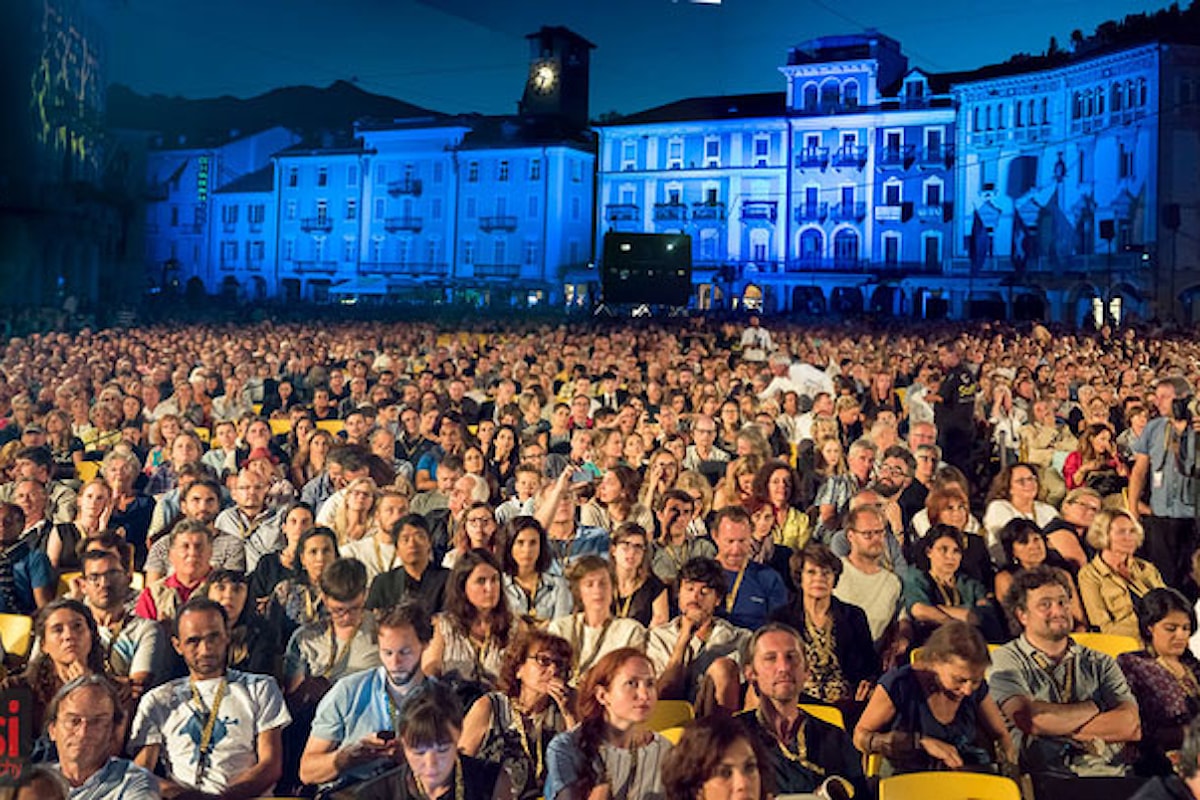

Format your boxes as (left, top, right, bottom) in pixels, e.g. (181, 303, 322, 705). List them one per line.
(878, 145, 914, 169)
(384, 216, 423, 233)
(692, 202, 727, 223)
(785, 258, 943, 276)
(875, 204, 903, 222)
(831, 145, 868, 168)
(479, 215, 518, 232)
(387, 177, 423, 196)
(248, 221, 264, 234)
(300, 217, 333, 233)
(741, 200, 778, 224)
(653, 203, 689, 223)
(291, 260, 339, 274)
(473, 263, 522, 279)
(222, 221, 237, 234)
(606, 204, 639, 223)
(919, 145, 955, 169)
(831, 202, 866, 222)
(360, 261, 447, 276)
(794, 203, 828, 223)
(795, 147, 829, 169)
(917, 203, 948, 223)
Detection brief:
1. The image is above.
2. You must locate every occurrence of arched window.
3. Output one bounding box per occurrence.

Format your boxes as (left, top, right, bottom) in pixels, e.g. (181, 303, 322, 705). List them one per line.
(843, 81, 860, 109)
(803, 84, 818, 111)
(799, 229, 823, 266)
(820, 80, 840, 110)
(833, 229, 859, 268)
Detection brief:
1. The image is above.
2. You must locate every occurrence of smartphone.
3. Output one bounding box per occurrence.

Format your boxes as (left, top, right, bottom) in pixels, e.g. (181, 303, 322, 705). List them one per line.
(376, 730, 395, 742)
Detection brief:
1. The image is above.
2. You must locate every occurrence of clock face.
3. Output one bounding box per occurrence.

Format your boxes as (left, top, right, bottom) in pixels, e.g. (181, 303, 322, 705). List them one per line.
(531, 61, 557, 95)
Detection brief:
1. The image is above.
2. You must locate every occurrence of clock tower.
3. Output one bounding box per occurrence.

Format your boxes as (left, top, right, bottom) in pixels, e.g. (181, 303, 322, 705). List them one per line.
(519, 26, 595, 132)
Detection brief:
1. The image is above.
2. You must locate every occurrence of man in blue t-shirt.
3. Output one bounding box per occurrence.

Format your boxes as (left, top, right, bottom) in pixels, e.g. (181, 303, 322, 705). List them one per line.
(711, 506, 787, 630)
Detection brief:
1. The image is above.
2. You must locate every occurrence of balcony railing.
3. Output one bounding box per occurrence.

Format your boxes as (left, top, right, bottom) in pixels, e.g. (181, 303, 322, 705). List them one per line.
(783, 258, 944, 275)
(359, 261, 447, 276)
(387, 177, 423, 196)
(831, 145, 868, 168)
(795, 147, 830, 168)
(741, 200, 777, 223)
(473, 263, 522, 279)
(875, 204, 903, 222)
(692, 202, 727, 222)
(384, 216, 424, 232)
(878, 145, 914, 169)
(831, 202, 866, 222)
(606, 204, 639, 223)
(653, 203, 688, 223)
(917, 203, 947, 222)
(300, 217, 333, 233)
(919, 144, 955, 168)
(291, 260, 339, 274)
(794, 203, 828, 223)
(479, 215, 518, 232)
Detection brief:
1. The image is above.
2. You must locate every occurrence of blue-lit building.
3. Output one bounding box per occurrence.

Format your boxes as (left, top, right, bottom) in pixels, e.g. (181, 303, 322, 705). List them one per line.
(597, 33, 957, 315)
(145, 26, 596, 307)
(953, 42, 1200, 324)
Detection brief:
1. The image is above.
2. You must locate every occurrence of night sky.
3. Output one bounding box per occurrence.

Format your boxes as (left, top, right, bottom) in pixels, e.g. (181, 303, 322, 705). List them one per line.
(92, 0, 1175, 116)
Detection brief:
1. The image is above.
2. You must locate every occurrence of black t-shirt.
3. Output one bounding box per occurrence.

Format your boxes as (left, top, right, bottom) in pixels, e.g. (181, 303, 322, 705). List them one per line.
(366, 564, 449, 618)
(936, 364, 978, 431)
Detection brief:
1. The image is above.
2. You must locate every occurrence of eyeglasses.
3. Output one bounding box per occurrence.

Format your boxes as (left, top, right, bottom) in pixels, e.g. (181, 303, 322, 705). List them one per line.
(852, 528, 887, 539)
(326, 601, 365, 618)
(465, 515, 494, 525)
(617, 541, 647, 551)
(84, 570, 126, 585)
(694, 427, 716, 434)
(527, 652, 567, 671)
(1072, 500, 1102, 513)
(57, 714, 115, 732)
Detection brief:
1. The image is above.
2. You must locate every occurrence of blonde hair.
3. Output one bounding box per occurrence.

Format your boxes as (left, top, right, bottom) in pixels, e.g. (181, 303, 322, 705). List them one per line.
(1086, 508, 1144, 552)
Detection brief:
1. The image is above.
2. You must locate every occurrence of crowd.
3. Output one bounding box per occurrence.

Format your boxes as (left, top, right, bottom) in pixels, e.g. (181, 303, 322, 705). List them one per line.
(6, 315, 1200, 798)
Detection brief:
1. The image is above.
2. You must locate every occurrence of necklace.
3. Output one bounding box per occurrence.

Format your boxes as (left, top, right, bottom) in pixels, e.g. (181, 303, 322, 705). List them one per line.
(1157, 656, 1200, 698)
(511, 703, 544, 781)
(724, 567, 747, 614)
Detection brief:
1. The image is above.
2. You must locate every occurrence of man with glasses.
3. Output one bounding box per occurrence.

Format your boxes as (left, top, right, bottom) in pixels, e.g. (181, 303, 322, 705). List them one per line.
(216, 468, 282, 573)
(683, 415, 730, 471)
(832, 504, 910, 668)
(80, 550, 162, 698)
(301, 603, 436, 790)
(48, 675, 159, 797)
(130, 597, 290, 798)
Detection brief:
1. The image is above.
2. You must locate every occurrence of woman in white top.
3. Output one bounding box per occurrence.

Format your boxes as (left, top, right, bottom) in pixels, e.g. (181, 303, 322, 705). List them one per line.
(579, 465, 654, 534)
(548, 556, 646, 686)
(981, 462, 1059, 556)
(423, 549, 516, 688)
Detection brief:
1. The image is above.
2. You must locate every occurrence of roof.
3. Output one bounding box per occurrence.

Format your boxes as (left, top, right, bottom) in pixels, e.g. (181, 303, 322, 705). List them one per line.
(602, 92, 787, 126)
(214, 164, 274, 194)
(457, 114, 595, 151)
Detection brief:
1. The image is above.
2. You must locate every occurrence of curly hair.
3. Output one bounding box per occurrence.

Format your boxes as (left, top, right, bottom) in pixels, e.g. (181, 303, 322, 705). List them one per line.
(26, 599, 106, 709)
(496, 629, 572, 697)
(750, 459, 802, 510)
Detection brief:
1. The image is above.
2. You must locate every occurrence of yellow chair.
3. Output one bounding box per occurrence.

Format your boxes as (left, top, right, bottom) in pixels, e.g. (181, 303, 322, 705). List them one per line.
(269, 419, 292, 436)
(909, 647, 925, 665)
(130, 571, 145, 592)
(798, 703, 845, 730)
(252, 403, 263, 415)
(75, 461, 101, 483)
(193, 426, 211, 444)
(316, 419, 345, 435)
(58, 571, 81, 598)
(659, 725, 685, 744)
(879, 771, 1020, 800)
(0, 614, 33, 658)
(645, 699, 694, 732)
(1072, 632, 1140, 658)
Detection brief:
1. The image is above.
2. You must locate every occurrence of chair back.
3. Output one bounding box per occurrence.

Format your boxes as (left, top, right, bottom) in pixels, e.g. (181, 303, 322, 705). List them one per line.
(0, 614, 33, 658)
(879, 771, 1021, 800)
(798, 703, 845, 730)
(644, 699, 694, 732)
(1072, 632, 1140, 658)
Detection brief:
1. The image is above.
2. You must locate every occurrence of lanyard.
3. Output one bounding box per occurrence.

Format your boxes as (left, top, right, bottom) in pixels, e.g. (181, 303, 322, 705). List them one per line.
(512, 706, 544, 783)
(101, 609, 129, 672)
(725, 567, 747, 614)
(373, 536, 397, 575)
(190, 677, 229, 782)
(615, 590, 635, 620)
(756, 706, 825, 775)
(324, 621, 361, 678)
(1030, 648, 1076, 702)
(572, 615, 614, 681)
(414, 759, 465, 800)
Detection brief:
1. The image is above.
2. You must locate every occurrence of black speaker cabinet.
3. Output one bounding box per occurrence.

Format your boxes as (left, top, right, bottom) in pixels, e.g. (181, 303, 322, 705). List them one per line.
(601, 233, 692, 306)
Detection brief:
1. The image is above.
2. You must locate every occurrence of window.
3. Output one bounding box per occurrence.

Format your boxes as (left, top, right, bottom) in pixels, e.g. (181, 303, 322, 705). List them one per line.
(924, 181, 942, 207)
(316, 200, 328, 224)
(750, 229, 768, 262)
(1015, 102, 1024, 127)
(498, 160, 510, 182)
(282, 238, 295, 261)
(621, 140, 637, 171)
(343, 237, 356, 262)
(840, 186, 855, 208)
(397, 238, 410, 265)
(370, 236, 384, 263)
(462, 239, 475, 265)
(493, 238, 506, 266)
(170, 206, 179, 226)
(465, 197, 477, 218)
(571, 161, 582, 182)
(619, 186, 636, 206)
(843, 81, 859, 109)
(375, 163, 387, 185)
(972, 107, 980, 132)
(249, 204, 265, 225)
(667, 186, 682, 204)
(1119, 143, 1134, 179)
(287, 167, 298, 188)
(222, 205, 238, 225)
(705, 187, 719, 205)
(434, 161, 444, 183)
(703, 137, 720, 168)
(523, 240, 539, 266)
(1112, 83, 1124, 111)
(468, 162, 479, 183)
(805, 133, 820, 150)
(803, 84, 818, 111)
(753, 135, 770, 167)
(528, 159, 541, 181)
(286, 199, 297, 221)
(346, 199, 357, 220)
(248, 241, 264, 265)
(528, 195, 539, 218)
(925, 128, 942, 156)
(923, 234, 941, 267)
(317, 166, 328, 187)
(884, 182, 901, 206)
(312, 236, 325, 263)
(347, 165, 358, 186)
(667, 139, 683, 170)
(374, 198, 385, 220)
(571, 196, 581, 221)
(431, 198, 443, 220)
(883, 234, 900, 264)
(220, 241, 237, 266)
(427, 239, 440, 265)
